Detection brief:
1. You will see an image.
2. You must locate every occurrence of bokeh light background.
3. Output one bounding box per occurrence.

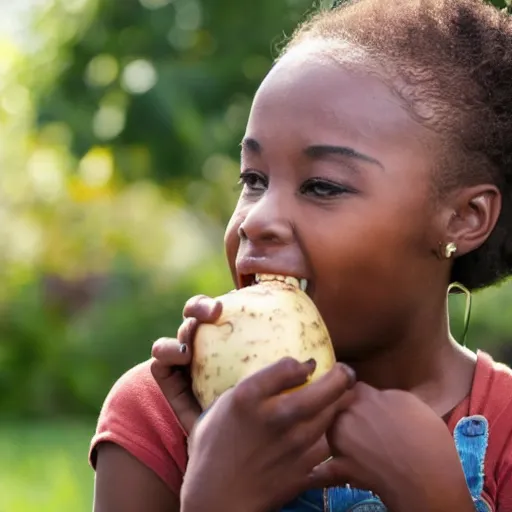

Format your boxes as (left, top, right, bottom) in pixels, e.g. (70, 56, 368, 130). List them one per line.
(1, 0, 511, 510)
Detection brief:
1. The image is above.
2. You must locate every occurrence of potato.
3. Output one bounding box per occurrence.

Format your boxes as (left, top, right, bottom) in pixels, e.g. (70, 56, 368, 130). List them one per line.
(191, 274, 336, 410)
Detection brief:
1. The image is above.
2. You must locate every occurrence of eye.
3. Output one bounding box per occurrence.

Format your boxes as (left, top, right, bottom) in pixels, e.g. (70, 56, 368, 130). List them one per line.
(238, 170, 268, 194)
(300, 178, 354, 198)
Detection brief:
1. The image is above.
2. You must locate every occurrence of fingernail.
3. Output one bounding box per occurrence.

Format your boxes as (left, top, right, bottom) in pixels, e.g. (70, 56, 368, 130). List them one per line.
(340, 363, 356, 386)
(179, 343, 188, 354)
(304, 358, 317, 372)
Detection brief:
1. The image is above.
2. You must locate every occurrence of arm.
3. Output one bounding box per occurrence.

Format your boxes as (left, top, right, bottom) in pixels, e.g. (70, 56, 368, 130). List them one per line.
(92, 297, 220, 512)
(94, 443, 180, 512)
(89, 361, 189, 509)
(92, 296, 225, 512)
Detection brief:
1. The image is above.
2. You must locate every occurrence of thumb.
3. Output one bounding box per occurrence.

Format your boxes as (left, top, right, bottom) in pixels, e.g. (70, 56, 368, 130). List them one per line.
(150, 359, 202, 435)
(308, 457, 356, 489)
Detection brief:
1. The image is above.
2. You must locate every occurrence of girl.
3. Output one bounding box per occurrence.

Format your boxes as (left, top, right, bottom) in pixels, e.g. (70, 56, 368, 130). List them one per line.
(90, 0, 512, 510)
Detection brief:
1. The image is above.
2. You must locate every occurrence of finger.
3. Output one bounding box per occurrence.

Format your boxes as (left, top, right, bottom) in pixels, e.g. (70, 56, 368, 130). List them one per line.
(301, 435, 332, 470)
(183, 295, 222, 322)
(306, 388, 355, 437)
(150, 359, 202, 435)
(281, 363, 356, 421)
(237, 357, 317, 401)
(151, 337, 191, 367)
(177, 317, 199, 348)
(283, 392, 352, 465)
(292, 436, 333, 495)
(307, 457, 356, 489)
(150, 356, 173, 381)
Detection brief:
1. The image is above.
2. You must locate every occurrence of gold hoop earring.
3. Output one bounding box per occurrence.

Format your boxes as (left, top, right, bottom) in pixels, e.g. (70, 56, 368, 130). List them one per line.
(444, 241, 457, 259)
(447, 281, 472, 346)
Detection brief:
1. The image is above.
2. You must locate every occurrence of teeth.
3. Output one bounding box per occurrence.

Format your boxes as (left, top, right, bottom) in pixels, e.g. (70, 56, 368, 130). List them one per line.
(254, 273, 306, 290)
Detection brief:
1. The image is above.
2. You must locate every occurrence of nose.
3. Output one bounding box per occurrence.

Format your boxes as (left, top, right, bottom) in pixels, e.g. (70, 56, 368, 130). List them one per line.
(238, 191, 294, 246)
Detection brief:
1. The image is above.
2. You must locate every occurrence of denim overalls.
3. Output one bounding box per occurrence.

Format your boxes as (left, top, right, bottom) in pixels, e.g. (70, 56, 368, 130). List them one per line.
(198, 410, 492, 511)
(280, 415, 491, 512)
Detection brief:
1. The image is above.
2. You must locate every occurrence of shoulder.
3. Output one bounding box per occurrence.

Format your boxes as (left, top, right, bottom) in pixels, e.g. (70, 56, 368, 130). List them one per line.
(89, 359, 188, 494)
(96, 359, 184, 420)
(470, 350, 512, 418)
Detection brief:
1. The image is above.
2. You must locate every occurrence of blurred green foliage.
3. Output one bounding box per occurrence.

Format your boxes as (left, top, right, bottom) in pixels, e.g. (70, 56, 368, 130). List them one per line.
(0, 422, 93, 512)
(0, 0, 511, 421)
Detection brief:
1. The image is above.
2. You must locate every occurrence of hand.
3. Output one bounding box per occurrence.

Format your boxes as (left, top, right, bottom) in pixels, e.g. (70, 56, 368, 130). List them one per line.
(181, 358, 356, 512)
(309, 383, 475, 512)
(150, 295, 222, 434)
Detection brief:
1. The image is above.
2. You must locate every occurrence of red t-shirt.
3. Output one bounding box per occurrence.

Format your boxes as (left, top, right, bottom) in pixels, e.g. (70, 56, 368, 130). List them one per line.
(89, 350, 512, 509)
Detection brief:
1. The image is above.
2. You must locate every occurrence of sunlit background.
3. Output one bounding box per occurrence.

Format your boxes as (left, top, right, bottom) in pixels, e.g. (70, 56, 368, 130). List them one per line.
(1, 0, 511, 510)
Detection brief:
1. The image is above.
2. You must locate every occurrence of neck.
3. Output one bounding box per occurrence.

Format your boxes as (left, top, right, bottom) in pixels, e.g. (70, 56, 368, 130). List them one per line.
(344, 298, 477, 415)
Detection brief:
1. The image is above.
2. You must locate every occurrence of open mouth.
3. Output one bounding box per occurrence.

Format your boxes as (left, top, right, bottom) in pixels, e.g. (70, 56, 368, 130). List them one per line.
(241, 273, 309, 293)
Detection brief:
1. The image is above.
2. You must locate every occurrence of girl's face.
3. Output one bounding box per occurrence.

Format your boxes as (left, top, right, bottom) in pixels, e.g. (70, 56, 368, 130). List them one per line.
(224, 44, 452, 360)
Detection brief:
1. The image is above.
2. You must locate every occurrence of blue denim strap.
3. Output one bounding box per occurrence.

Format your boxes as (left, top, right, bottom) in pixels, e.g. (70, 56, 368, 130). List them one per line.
(281, 415, 491, 512)
(453, 415, 491, 511)
(281, 487, 387, 511)
(327, 488, 386, 512)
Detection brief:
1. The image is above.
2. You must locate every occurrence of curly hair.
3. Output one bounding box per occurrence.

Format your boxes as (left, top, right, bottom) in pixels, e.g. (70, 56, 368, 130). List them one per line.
(282, 0, 512, 291)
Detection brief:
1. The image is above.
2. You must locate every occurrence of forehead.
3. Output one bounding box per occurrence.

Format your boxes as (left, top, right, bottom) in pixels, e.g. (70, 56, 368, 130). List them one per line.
(245, 41, 429, 158)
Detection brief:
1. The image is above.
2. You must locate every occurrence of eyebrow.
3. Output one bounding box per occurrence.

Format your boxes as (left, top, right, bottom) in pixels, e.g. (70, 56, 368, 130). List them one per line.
(304, 145, 384, 170)
(240, 138, 262, 153)
(240, 138, 384, 170)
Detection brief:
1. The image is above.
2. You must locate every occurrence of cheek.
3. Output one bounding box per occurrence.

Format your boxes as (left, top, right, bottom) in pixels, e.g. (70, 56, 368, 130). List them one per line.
(314, 201, 430, 270)
(310, 196, 434, 306)
(223, 206, 244, 270)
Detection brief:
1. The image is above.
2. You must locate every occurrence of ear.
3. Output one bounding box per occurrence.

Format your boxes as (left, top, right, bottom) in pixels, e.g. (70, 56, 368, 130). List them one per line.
(444, 184, 501, 257)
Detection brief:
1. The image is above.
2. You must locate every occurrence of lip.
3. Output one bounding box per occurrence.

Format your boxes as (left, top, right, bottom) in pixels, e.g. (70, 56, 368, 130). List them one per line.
(235, 256, 310, 290)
